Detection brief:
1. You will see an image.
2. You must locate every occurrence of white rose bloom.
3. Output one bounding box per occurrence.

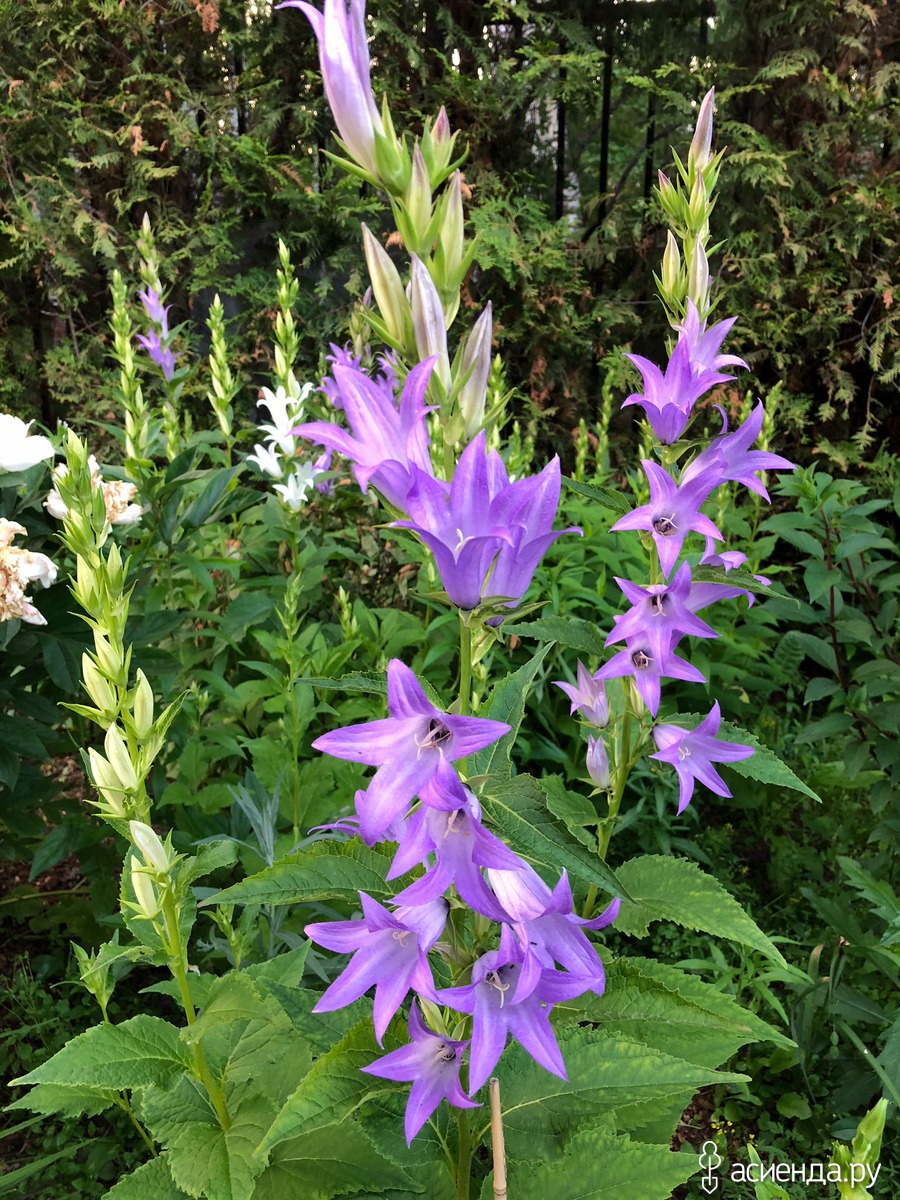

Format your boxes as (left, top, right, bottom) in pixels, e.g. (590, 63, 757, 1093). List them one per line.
(274, 462, 320, 512)
(0, 414, 54, 473)
(247, 442, 283, 479)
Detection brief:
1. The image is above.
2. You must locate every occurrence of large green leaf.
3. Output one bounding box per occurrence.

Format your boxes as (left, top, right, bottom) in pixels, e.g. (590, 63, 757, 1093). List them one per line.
(563, 476, 633, 516)
(506, 1124, 699, 1200)
(104, 1155, 191, 1199)
(206, 841, 396, 908)
(255, 1017, 404, 1160)
(502, 615, 606, 658)
(556, 955, 791, 1068)
(479, 775, 628, 899)
(141, 1076, 275, 1200)
(253, 1124, 422, 1200)
(485, 1024, 746, 1162)
(11, 1015, 191, 1092)
(5, 1082, 118, 1118)
(719, 719, 821, 801)
(470, 643, 553, 778)
(615, 855, 786, 965)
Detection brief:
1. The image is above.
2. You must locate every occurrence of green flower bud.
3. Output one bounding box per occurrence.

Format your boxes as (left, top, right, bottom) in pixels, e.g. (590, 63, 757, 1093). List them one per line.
(105, 726, 138, 792)
(661, 232, 681, 303)
(403, 146, 434, 249)
(129, 820, 171, 874)
(132, 670, 155, 738)
(130, 863, 161, 920)
(456, 303, 493, 439)
(82, 654, 117, 714)
(410, 255, 451, 391)
(361, 224, 412, 349)
(87, 747, 126, 817)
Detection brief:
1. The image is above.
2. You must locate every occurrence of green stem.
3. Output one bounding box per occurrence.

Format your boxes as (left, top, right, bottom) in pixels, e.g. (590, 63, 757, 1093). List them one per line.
(458, 614, 473, 718)
(455, 1109, 473, 1200)
(583, 700, 633, 919)
(117, 1093, 159, 1157)
(162, 891, 231, 1130)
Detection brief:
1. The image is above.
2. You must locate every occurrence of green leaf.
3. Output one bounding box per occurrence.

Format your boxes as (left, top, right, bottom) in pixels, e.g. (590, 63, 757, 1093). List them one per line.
(479, 775, 628, 900)
(182, 464, 243, 529)
(506, 1124, 699, 1200)
(563, 476, 633, 516)
(540, 774, 600, 847)
(555, 956, 791, 1069)
(614, 856, 786, 965)
(502, 615, 606, 658)
(5, 1082, 118, 1118)
(253, 1124, 422, 1200)
(182, 973, 288, 1045)
(11, 1015, 191, 1091)
(470, 643, 553, 779)
(487, 1024, 746, 1161)
(255, 1017, 404, 1160)
(206, 841, 396, 908)
(262, 986, 370, 1055)
(776, 1091, 812, 1119)
(141, 1076, 275, 1200)
(692, 564, 794, 603)
(299, 671, 387, 695)
(104, 1155, 191, 1199)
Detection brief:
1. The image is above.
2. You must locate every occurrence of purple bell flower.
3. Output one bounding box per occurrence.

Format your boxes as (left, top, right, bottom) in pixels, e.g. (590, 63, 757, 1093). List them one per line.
(138, 286, 169, 332)
(387, 774, 523, 921)
(136, 329, 179, 382)
(623, 337, 733, 445)
(305, 893, 446, 1043)
(553, 660, 609, 728)
(606, 563, 718, 660)
(487, 863, 619, 990)
(280, 0, 384, 179)
(312, 659, 510, 844)
(676, 299, 748, 376)
(651, 701, 755, 813)
(598, 634, 706, 717)
(586, 735, 610, 789)
(292, 359, 436, 512)
(361, 1002, 479, 1144)
(681, 403, 795, 502)
(437, 924, 594, 1093)
(610, 460, 722, 578)
(395, 432, 581, 612)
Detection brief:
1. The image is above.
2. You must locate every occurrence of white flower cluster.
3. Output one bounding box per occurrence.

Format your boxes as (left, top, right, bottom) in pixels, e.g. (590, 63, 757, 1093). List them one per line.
(0, 414, 55, 473)
(0, 518, 57, 626)
(246, 377, 325, 511)
(45, 456, 143, 526)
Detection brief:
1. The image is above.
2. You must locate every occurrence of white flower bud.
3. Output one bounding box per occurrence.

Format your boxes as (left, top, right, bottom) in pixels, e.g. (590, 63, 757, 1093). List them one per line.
(132, 670, 155, 738)
(457, 303, 493, 439)
(87, 748, 126, 817)
(129, 820, 170, 874)
(105, 726, 138, 792)
(131, 863, 161, 920)
(586, 735, 611, 790)
(82, 654, 117, 713)
(409, 256, 451, 390)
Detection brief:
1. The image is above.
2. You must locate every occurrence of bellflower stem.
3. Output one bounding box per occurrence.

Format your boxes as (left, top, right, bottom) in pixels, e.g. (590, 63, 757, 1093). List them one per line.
(456, 1108, 473, 1200)
(162, 890, 231, 1130)
(458, 613, 473, 717)
(583, 699, 633, 918)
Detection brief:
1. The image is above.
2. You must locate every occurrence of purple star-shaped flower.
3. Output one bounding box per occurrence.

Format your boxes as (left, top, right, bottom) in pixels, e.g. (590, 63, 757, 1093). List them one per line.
(436, 924, 594, 1093)
(487, 863, 619, 990)
(676, 299, 748, 376)
(361, 1002, 479, 1144)
(623, 337, 733, 445)
(598, 633, 706, 718)
(320, 343, 362, 409)
(395, 432, 580, 612)
(553, 660, 609, 728)
(313, 659, 510, 844)
(606, 562, 718, 660)
(292, 359, 436, 511)
(305, 894, 446, 1043)
(651, 702, 755, 813)
(388, 774, 523, 921)
(136, 328, 178, 381)
(138, 286, 169, 332)
(610, 460, 722, 577)
(681, 403, 795, 502)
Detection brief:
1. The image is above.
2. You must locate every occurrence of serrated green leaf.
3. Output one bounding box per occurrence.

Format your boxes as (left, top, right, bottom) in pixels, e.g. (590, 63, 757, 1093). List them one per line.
(253, 1124, 422, 1200)
(470, 644, 553, 778)
(104, 1155, 191, 1199)
(506, 1124, 699, 1200)
(672, 714, 821, 801)
(479, 775, 628, 900)
(486, 1024, 746, 1161)
(5, 1082, 118, 1118)
(614, 856, 786, 965)
(563, 476, 633, 515)
(142, 1077, 275, 1200)
(255, 1017, 404, 1159)
(540, 774, 600, 847)
(261, 986, 369, 1054)
(502, 615, 606, 657)
(206, 841, 396, 908)
(692, 564, 794, 603)
(11, 1015, 191, 1092)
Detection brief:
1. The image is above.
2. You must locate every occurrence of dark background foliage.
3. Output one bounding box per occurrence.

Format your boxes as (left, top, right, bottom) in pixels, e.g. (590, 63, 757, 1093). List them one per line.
(1, 0, 897, 466)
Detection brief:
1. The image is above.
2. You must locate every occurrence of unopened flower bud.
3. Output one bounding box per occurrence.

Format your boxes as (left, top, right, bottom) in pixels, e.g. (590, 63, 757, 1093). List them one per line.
(129, 820, 170, 873)
(132, 670, 155, 738)
(404, 146, 434, 245)
(457, 303, 492, 438)
(687, 174, 708, 234)
(362, 224, 411, 349)
(409, 256, 451, 390)
(438, 172, 465, 284)
(82, 654, 116, 714)
(87, 748, 126, 816)
(93, 632, 125, 683)
(689, 88, 715, 174)
(586, 735, 610, 789)
(687, 239, 710, 315)
(131, 863, 161, 920)
(661, 232, 681, 301)
(105, 726, 138, 792)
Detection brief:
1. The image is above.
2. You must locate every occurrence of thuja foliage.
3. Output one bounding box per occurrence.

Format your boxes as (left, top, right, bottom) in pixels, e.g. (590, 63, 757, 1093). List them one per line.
(0, 0, 897, 465)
